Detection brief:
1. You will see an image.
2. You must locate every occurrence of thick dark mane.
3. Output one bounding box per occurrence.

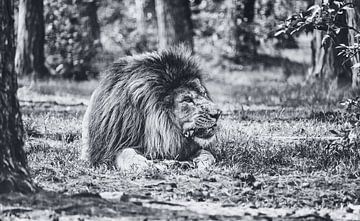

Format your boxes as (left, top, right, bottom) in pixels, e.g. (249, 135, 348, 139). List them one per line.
(86, 48, 203, 165)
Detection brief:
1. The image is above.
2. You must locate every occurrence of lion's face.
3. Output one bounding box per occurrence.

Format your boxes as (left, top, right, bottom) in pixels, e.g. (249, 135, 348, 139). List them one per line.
(172, 79, 221, 146)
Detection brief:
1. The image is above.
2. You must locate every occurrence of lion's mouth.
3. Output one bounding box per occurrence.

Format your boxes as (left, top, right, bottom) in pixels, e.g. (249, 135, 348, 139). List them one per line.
(184, 125, 218, 139)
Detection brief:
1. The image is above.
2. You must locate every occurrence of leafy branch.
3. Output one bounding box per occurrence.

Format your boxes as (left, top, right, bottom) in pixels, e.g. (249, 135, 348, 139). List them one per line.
(274, 0, 360, 69)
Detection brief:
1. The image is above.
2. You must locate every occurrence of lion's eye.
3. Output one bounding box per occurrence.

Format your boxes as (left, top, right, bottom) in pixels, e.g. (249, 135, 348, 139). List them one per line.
(182, 96, 193, 103)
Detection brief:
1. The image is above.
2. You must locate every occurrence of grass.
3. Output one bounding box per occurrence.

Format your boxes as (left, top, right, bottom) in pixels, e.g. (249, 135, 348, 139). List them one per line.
(19, 65, 360, 175)
(18, 77, 98, 97)
(11, 63, 360, 219)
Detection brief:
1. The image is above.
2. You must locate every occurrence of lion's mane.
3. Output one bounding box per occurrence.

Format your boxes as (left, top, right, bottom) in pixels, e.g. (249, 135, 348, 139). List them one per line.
(84, 48, 203, 165)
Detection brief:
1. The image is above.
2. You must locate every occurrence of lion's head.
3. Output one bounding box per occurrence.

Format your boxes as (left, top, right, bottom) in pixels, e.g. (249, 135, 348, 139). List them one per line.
(172, 78, 221, 144)
(82, 47, 221, 166)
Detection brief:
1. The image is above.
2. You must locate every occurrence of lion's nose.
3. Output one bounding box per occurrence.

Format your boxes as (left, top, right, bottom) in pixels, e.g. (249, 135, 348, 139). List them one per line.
(209, 109, 222, 120)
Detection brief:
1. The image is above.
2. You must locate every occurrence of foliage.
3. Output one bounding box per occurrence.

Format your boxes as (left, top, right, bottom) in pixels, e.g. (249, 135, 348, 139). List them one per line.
(98, 0, 158, 55)
(40, 0, 310, 78)
(275, 0, 360, 62)
(337, 41, 360, 67)
(44, 0, 101, 80)
(275, 0, 360, 162)
(190, 1, 308, 59)
(275, 1, 353, 37)
(325, 97, 360, 168)
(258, 0, 310, 48)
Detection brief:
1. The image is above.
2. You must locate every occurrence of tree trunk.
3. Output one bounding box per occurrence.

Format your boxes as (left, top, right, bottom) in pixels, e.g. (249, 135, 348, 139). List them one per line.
(310, 0, 352, 87)
(346, 0, 360, 89)
(155, 0, 194, 51)
(15, 0, 49, 80)
(134, 0, 149, 52)
(135, 0, 147, 36)
(74, 0, 101, 80)
(232, 0, 257, 62)
(79, 0, 101, 44)
(0, 0, 35, 194)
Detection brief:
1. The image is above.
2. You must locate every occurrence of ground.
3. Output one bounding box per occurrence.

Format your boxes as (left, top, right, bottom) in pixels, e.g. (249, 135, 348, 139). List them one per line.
(1, 61, 360, 220)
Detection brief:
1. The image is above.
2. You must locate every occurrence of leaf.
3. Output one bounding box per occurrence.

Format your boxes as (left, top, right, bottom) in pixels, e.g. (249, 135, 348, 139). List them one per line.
(333, 1, 343, 8)
(342, 5, 354, 11)
(338, 51, 345, 56)
(307, 5, 321, 13)
(307, 5, 321, 21)
(290, 29, 298, 35)
(321, 35, 331, 48)
(352, 63, 360, 70)
(274, 30, 286, 37)
(297, 22, 305, 26)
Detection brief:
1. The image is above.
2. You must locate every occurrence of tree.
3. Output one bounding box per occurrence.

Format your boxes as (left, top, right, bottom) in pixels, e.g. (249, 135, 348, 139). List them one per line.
(0, 0, 35, 193)
(155, 0, 193, 51)
(232, 0, 257, 62)
(346, 0, 360, 88)
(134, 0, 151, 52)
(135, 0, 147, 37)
(15, 0, 49, 80)
(78, 0, 101, 44)
(310, 0, 352, 87)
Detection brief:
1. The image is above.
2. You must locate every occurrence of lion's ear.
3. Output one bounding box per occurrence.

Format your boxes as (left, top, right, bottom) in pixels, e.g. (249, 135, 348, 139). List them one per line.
(163, 94, 173, 107)
(192, 78, 201, 85)
(189, 78, 202, 87)
(189, 78, 206, 94)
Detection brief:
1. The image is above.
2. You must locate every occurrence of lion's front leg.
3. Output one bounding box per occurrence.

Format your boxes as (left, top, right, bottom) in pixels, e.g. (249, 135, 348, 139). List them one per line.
(192, 149, 216, 170)
(115, 148, 150, 172)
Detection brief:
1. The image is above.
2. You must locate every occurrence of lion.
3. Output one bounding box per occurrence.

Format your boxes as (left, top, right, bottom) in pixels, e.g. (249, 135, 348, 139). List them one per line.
(81, 47, 221, 171)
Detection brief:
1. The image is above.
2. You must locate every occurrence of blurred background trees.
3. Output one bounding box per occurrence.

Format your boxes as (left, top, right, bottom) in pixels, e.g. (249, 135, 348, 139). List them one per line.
(44, 0, 101, 80)
(232, 0, 257, 62)
(135, 0, 146, 35)
(155, 0, 194, 51)
(11, 0, 360, 93)
(15, 0, 49, 80)
(13, 0, 313, 81)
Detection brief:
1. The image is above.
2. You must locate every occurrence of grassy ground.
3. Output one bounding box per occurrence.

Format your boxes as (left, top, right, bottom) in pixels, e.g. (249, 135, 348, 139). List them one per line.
(2, 64, 360, 220)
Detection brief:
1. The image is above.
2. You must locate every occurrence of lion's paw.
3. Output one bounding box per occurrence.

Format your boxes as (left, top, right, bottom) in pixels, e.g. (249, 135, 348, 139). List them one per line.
(115, 148, 150, 172)
(193, 150, 216, 170)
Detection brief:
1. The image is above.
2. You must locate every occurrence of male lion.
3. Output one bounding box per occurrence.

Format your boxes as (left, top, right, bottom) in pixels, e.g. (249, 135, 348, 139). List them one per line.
(81, 48, 221, 171)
